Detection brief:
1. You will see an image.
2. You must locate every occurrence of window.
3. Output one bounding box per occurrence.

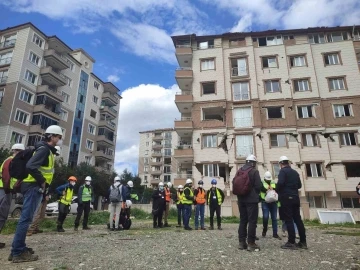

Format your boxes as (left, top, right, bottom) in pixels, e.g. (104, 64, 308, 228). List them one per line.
(11, 132, 24, 144)
(65, 76, 72, 87)
(203, 135, 217, 148)
(324, 53, 340, 65)
(0, 70, 8, 83)
(164, 140, 171, 148)
(203, 164, 219, 177)
(283, 35, 294, 40)
(308, 34, 325, 44)
(327, 32, 348, 42)
(59, 109, 68, 121)
(297, 105, 314, 119)
(333, 104, 352, 117)
(231, 58, 248, 76)
(202, 107, 224, 121)
(164, 149, 171, 156)
(85, 156, 92, 164)
(0, 88, 4, 105)
(164, 175, 171, 182)
(145, 150, 149, 156)
(306, 163, 323, 177)
(302, 134, 318, 147)
(329, 77, 345, 90)
(262, 56, 277, 68)
(88, 123, 96, 135)
(308, 195, 325, 208)
(267, 107, 284, 119)
(265, 80, 280, 93)
(294, 79, 310, 92)
(94, 81, 100, 89)
(202, 82, 216, 95)
(258, 36, 283, 46)
(85, 139, 94, 150)
(198, 40, 214, 49)
(79, 95, 84, 104)
(144, 157, 149, 165)
(144, 176, 148, 183)
(19, 88, 33, 104)
(344, 163, 360, 178)
(90, 109, 97, 119)
(68, 62, 74, 72)
(14, 109, 29, 124)
(201, 59, 215, 70)
(146, 142, 149, 147)
(272, 163, 281, 178)
(339, 133, 356, 146)
(2, 34, 16, 47)
(341, 197, 360, 209)
(24, 70, 37, 84)
(232, 82, 250, 101)
(235, 135, 253, 158)
(164, 166, 171, 174)
(77, 110, 81, 119)
(270, 134, 286, 147)
(29, 52, 40, 66)
(32, 33, 44, 48)
(164, 132, 172, 139)
(62, 92, 70, 104)
(92, 95, 99, 105)
(290, 55, 306, 67)
(0, 51, 13, 65)
(233, 107, 252, 128)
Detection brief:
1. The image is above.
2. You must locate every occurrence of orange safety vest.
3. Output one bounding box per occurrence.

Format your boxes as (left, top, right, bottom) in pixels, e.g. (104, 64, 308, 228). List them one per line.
(195, 188, 206, 204)
(165, 188, 171, 202)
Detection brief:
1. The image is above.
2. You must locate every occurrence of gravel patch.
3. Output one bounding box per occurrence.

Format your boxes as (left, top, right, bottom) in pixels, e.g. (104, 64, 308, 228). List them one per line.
(0, 222, 359, 270)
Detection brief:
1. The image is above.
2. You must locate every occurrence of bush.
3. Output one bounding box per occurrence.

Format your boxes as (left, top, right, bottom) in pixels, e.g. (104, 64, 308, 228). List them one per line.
(131, 208, 151, 219)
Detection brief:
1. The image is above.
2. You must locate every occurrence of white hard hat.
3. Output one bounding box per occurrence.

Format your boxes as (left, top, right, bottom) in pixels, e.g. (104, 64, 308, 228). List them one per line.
(264, 171, 273, 181)
(125, 200, 132, 208)
(178, 185, 184, 189)
(158, 182, 164, 186)
(186, 179, 193, 184)
(127, 181, 134, 187)
(114, 176, 121, 182)
(85, 176, 92, 181)
(11, 143, 25, 150)
(246, 154, 257, 162)
(279, 156, 289, 163)
(45, 125, 63, 136)
(166, 182, 172, 188)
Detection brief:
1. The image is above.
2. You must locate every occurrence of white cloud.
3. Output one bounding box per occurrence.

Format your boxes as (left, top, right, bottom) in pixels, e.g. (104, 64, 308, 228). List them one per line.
(114, 84, 180, 174)
(91, 38, 102, 47)
(107, 75, 120, 83)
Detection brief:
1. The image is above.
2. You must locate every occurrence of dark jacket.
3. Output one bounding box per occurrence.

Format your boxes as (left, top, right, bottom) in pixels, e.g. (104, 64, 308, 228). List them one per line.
(183, 184, 194, 202)
(78, 185, 95, 204)
(121, 185, 131, 202)
(206, 187, 225, 206)
(237, 163, 262, 203)
(56, 183, 73, 196)
(276, 165, 302, 198)
(26, 141, 57, 186)
(152, 189, 166, 211)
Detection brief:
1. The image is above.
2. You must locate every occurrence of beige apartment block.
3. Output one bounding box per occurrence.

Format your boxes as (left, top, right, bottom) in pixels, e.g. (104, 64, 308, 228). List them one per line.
(0, 23, 121, 171)
(172, 25, 360, 219)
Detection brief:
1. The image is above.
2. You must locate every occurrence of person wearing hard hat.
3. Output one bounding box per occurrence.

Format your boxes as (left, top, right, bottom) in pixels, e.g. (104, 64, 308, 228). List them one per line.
(108, 176, 122, 231)
(0, 144, 24, 249)
(194, 180, 206, 230)
(152, 182, 166, 228)
(55, 176, 77, 232)
(163, 182, 173, 227)
(237, 154, 262, 252)
(277, 156, 307, 250)
(10, 125, 61, 263)
(123, 180, 133, 223)
(175, 185, 184, 228)
(182, 179, 194, 230)
(207, 179, 225, 230)
(260, 171, 281, 239)
(74, 176, 94, 231)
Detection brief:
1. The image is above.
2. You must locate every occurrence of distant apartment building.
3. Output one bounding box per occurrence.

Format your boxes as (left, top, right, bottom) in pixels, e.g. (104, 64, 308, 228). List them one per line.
(171, 25, 360, 218)
(0, 23, 121, 171)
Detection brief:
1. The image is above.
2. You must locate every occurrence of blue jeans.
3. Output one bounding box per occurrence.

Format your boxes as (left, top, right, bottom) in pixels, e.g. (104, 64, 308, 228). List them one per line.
(182, 204, 192, 228)
(11, 185, 42, 256)
(195, 204, 205, 229)
(261, 201, 278, 236)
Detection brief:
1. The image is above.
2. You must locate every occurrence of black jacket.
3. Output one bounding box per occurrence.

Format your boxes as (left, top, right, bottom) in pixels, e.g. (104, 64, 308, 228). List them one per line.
(206, 187, 225, 206)
(237, 163, 262, 203)
(152, 189, 166, 210)
(276, 165, 302, 198)
(26, 141, 57, 186)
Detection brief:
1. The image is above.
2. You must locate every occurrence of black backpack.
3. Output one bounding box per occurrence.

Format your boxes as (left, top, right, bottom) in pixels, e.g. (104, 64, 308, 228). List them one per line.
(9, 149, 36, 180)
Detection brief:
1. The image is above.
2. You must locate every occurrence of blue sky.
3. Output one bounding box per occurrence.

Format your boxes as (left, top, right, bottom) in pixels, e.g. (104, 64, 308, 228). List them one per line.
(1, 0, 359, 175)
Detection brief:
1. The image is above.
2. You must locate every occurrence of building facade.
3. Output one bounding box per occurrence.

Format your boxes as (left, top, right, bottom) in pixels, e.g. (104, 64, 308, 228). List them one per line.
(0, 23, 121, 171)
(172, 25, 360, 217)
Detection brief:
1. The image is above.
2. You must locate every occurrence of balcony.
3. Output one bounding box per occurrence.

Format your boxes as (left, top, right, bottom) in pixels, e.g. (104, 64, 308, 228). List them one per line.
(33, 104, 61, 120)
(152, 144, 163, 150)
(233, 117, 252, 129)
(99, 119, 116, 131)
(100, 105, 117, 119)
(174, 145, 193, 163)
(150, 161, 163, 166)
(0, 39, 16, 50)
(174, 174, 192, 186)
(150, 178, 161, 185)
(153, 135, 163, 141)
(97, 135, 115, 146)
(151, 170, 162, 176)
(37, 85, 64, 103)
(175, 91, 193, 113)
(175, 67, 193, 90)
(152, 152, 162, 157)
(174, 117, 193, 137)
(102, 92, 119, 106)
(94, 150, 114, 161)
(44, 49, 70, 70)
(175, 46, 192, 68)
(29, 124, 45, 134)
(0, 76, 7, 85)
(40, 66, 66, 86)
(0, 57, 12, 67)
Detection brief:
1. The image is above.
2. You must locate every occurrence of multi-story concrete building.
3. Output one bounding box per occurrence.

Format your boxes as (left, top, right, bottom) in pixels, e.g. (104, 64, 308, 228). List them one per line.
(0, 23, 121, 171)
(172, 25, 360, 219)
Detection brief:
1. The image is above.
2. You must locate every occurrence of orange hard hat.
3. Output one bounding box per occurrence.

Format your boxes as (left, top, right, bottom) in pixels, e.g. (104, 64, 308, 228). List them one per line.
(68, 176, 77, 181)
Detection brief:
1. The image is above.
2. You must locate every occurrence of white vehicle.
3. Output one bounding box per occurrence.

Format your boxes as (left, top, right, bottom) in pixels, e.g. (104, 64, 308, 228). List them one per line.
(45, 196, 93, 216)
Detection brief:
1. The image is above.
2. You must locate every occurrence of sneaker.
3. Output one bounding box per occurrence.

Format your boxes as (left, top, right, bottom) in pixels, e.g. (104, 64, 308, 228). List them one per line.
(273, 234, 282, 240)
(83, 227, 91, 230)
(281, 242, 298, 250)
(217, 226, 223, 230)
(57, 227, 65, 233)
(0, 242, 5, 249)
(209, 226, 214, 230)
(12, 249, 39, 263)
(184, 227, 193, 231)
(247, 243, 260, 252)
(239, 241, 248, 250)
(296, 242, 308, 249)
(201, 227, 206, 230)
(8, 248, 35, 261)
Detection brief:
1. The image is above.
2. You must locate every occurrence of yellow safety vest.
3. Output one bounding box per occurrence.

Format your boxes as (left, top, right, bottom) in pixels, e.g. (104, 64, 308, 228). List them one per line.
(207, 188, 223, 205)
(260, 181, 276, 200)
(82, 186, 92, 202)
(59, 186, 74, 205)
(0, 156, 17, 189)
(176, 191, 184, 205)
(182, 187, 193, 205)
(23, 149, 55, 185)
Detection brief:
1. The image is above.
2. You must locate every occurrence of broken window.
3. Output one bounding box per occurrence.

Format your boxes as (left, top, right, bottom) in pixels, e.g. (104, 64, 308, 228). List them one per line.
(306, 163, 324, 177)
(229, 37, 245, 47)
(297, 105, 314, 118)
(267, 106, 283, 119)
(344, 163, 360, 177)
(265, 80, 280, 93)
(202, 107, 224, 121)
(302, 134, 318, 147)
(198, 40, 214, 49)
(202, 82, 216, 95)
(334, 104, 352, 117)
(258, 36, 283, 46)
(262, 56, 277, 68)
(176, 39, 191, 47)
(270, 134, 286, 147)
(339, 133, 356, 146)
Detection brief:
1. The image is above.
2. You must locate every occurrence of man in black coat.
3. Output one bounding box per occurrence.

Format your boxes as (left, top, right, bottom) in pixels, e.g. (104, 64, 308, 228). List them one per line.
(152, 182, 166, 228)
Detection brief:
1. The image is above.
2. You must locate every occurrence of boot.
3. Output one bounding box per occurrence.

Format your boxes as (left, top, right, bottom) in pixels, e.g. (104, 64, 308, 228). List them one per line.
(239, 241, 248, 250)
(209, 226, 214, 230)
(57, 225, 65, 233)
(281, 242, 298, 250)
(273, 234, 282, 240)
(217, 226, 222, 230)
(247, 243, 260, 252)
(8, 248, 34, 262)
(12, 249, 38, 263)
(296, 241, 308, 249)
(262, 229, 267, 237)
(83, 226, 91, 230)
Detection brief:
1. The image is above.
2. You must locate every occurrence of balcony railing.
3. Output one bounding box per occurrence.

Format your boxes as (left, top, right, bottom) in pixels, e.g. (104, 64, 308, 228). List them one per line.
(232, 67, 248, 77)
(233, 93, 250, 101)
(0, 39, 16, 49)
(176, 117, 192, 121)
(176, 91, 192, 95)
(176, 67, 192, 71)
(174, 174, 193, 179)
(234, 117, 252, 128)
(109, 107, 117, 113)
(236, 146, 254, 158)
(0, 57, 12, 66)
(0, 76, 8, 84)
(176, 44, 191, 48)
(176, 144, 192, 149)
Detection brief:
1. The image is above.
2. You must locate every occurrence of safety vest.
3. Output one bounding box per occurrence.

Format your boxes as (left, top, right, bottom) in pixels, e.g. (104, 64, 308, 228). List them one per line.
(182, 187, 193, 205)
(195, 188, 206, 204)
(23, 150, 55, 185)
(176, 191, 184, 205)
(82, 186, 92, 202)
(59, 186, 74, 205)
(207, 188, 222, 205)
(165, 188, 171, 202)
(0, 156, 17, 189)
(260, 181, 276, 200)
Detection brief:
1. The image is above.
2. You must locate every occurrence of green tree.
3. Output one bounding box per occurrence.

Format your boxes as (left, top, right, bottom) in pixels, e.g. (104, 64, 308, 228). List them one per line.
(0, 147, 11, 164)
